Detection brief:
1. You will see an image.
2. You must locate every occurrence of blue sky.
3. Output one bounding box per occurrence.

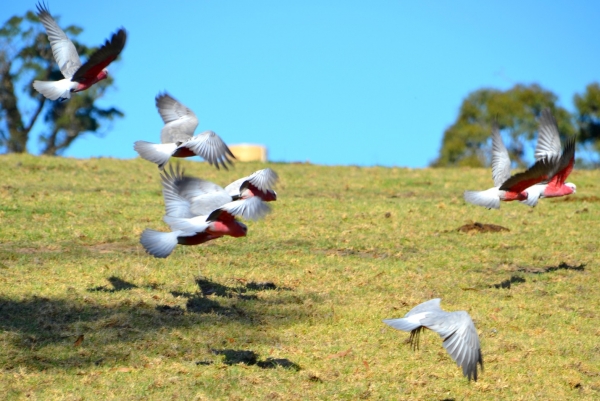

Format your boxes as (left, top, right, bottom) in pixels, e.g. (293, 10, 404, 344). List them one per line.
(3, 1, 600, 167)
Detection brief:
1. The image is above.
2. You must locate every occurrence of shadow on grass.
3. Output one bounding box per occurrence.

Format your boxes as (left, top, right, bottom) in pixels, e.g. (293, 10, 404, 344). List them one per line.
(518, 262, 586, 274)
(0, 277, 317, 371)
(490, 275, 526, 289)
(171, 276, 285, 301)
(88, 276, 139, 292)
(196, 349, 301, 370)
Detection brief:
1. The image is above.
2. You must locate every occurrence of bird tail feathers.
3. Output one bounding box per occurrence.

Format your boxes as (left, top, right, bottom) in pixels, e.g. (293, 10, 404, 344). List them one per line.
(140, 229, 181, 258)
(382, 317, 422, 333)
(463, 190, 500, 209)
(134, 141, 176, 169)
(32, 79, 73, 101)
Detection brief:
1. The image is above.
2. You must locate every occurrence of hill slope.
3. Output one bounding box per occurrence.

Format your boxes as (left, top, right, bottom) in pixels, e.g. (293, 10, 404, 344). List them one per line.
(1, 155, 598, 399)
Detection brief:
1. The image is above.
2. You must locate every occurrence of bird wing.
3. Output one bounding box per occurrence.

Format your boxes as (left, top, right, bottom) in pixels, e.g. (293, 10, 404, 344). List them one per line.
(176, 176, 226, 200)
(547, 137, 576, 188)
(534, 109, 562, 161)
(205, 208, 237, 224)
(224, 168, 278, 197)
(246, 168, 279, 192)
(218, 197, 271, 221)
(499, 158, 554, 193)
(180, 131, 235, 170)
(36, 2, 81, 79)
(382, 299, 443, 335)
(224, 177, 246, 197)
(156, 92, 199, 143)
(162, 215, 209, 233)
(422, 310, 483, 381)
(160, 164, 194, 218)
(491, 124, 512, 187)
(405, 298, 443, 317)
(71, 28, 126, 83)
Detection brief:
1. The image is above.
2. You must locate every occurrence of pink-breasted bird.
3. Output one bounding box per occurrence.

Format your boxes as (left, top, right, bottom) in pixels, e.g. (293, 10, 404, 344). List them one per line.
(160, 164, 275, 221)
(140, 207, 248, 259)
(463, 123, 560, 209)
(32, 2, 126, 101)
(134, 92, 235, 170)
(224, 168, 278, 202)
(139, 165, 270, 258)
(521, 109, 577, 207)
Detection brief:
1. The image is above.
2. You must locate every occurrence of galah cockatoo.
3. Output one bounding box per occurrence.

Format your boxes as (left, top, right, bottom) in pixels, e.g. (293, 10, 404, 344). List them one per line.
(134, 93, 235, 170)
(463, 123, 560, 209)
(521, 109, 577, 207)
(33, 2, 127, 101)
(224, 168, 278, 202)
(383, 298, 483, 382)
(140, 207, 248, 259)
(160, 164, 275, 221)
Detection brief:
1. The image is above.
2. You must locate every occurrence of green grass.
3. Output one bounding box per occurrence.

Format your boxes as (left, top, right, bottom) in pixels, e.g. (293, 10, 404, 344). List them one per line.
(0, 154, 599, 400)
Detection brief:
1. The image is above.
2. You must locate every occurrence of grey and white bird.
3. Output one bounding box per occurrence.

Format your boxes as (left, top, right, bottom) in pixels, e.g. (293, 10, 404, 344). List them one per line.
(521, 109, 577, 207)
(160, 164, 274, 221)
(134, 92, 235, 170)
(140, 165, 259, 258)
(33, 2, 127, 101)
(383, 298, 483, 381)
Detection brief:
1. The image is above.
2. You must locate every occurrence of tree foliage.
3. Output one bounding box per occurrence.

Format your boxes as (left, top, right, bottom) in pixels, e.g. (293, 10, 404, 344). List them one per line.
(0, 9, 123, 155)
(574, 83, 600, 150)
(432, 84, 576, 167)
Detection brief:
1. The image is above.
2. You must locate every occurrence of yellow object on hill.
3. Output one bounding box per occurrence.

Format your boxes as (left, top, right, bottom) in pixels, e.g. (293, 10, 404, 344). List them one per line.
(228, 144, 268, 162)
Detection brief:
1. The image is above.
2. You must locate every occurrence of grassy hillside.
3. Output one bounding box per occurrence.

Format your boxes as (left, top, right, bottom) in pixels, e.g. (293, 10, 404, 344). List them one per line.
(1, 154, 598, 400)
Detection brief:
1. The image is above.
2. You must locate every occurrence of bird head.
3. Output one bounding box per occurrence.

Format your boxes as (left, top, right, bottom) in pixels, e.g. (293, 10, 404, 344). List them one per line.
(565, 182, 576, 194)
(98, 69, 109, 81)
(230, 222, 248, 238)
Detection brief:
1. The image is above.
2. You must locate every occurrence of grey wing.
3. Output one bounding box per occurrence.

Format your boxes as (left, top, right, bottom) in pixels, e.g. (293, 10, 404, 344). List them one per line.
(160, 164, 194, 218)
(246, 168, 279, 192)
(184, 179, 232, 216)
(404, 298, 443, 318)
(423, 311, 483, 381)
(491, 124, 512, 187)
(535, 109, 562, 162)
(176, 176, 226, 201)
(36, 2, 81, 78)
(224, 177, 246, 196)
(182, 131, 235, 170)
(155, 92, 198, 143)
(219, 197, 272, 221)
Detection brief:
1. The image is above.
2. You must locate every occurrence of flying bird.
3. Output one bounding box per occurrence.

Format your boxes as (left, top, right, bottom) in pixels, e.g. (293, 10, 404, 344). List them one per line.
(33, 2, 126, 101)
(160, 164, 275, 220)
(383, 298, 483, 382)
(521, 109, 577, 207)
(463, 123, 559, 209)
(224, 168, 278, 202)
(139, 164, 273, 258)
(134, 92, 235, 170)
(140, 207, 248, 259)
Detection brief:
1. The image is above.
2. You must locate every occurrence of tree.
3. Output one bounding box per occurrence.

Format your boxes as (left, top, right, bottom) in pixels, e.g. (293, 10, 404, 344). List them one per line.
(0, 8, 123, 155)
(432, 84, 575, 167)
(574, 83, 600, 151)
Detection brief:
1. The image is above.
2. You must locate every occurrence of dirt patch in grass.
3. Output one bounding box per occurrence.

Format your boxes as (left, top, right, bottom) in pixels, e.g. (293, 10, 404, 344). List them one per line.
(456, 222, 510, 233)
